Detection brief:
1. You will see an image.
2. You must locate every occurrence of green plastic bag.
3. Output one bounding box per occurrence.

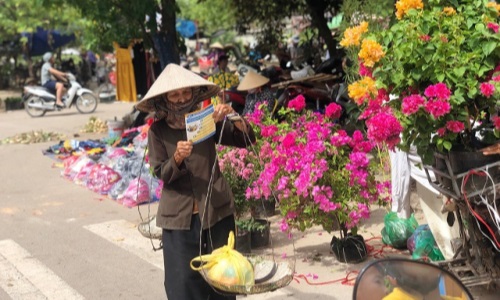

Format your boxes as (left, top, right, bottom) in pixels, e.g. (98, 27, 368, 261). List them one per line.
(381, 212, 418, 249)
(409, 225, 445, 261)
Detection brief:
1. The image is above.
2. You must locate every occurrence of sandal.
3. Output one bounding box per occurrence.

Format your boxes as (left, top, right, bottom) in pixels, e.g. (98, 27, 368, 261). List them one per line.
(55, 103, 65, 109)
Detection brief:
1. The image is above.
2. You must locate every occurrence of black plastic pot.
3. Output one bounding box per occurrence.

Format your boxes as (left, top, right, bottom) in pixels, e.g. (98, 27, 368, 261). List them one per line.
(235, 229, 251, 254)
(250, 219, 270, 249)
(330, 234, 368, 264)
(251, 200, 276, 218)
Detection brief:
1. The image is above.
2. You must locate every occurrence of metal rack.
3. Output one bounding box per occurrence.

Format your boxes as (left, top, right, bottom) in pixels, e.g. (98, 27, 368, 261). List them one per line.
(422, 153, 500, 289)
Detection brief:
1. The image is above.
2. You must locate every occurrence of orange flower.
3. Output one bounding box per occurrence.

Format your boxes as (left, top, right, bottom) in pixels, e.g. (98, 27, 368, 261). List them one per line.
(340, 21, 369, 48)
(348, 77, 378, 105)
(442, 7, 456, 16)
(358, 39, 385, 68)
(395, 0, 424, 20)
(487, 2, 500, 15)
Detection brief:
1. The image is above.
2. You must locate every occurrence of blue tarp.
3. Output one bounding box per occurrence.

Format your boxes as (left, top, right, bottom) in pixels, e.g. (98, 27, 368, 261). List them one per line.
(21, 27, 75, 57)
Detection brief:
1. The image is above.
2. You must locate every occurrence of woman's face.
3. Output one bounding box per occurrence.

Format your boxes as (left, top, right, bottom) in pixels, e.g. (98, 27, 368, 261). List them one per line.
(166, 88, 193, 104)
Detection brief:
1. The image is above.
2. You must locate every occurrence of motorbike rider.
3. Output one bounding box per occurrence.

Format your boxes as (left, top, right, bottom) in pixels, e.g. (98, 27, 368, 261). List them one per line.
(41, 52, 68, 108)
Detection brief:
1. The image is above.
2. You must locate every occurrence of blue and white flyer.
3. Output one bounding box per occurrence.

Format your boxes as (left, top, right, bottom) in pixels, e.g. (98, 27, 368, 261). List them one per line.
(185, 104, 216, 144)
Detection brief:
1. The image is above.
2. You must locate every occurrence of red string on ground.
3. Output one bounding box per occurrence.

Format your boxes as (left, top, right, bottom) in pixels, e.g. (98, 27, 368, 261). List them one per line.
(365, 236, 407, 258)
(293, 270, 359, 286)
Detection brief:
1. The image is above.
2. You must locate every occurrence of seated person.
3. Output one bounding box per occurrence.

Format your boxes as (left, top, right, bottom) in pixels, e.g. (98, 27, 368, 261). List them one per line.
(207, 55, 239, 105)
(41, 52, 68, 108)
(237, 71, 275, 116)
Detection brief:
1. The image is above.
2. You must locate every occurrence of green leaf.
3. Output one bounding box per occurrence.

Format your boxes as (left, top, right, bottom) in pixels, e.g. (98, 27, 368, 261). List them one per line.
(453, 67, 466, 77)
(482, 41, 497, 56)
(436, 73, 445, 82)
(443, 141, 452, 151)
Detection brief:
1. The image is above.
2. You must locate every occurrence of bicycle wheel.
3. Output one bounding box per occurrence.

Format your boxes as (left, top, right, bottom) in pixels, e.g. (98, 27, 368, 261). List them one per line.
(96, 83, 116, 102)
(76, 92, 98, 114)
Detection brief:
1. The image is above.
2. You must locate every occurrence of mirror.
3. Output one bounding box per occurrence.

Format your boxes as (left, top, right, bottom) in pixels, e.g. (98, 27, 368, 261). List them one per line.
(353, 258, 472, 300)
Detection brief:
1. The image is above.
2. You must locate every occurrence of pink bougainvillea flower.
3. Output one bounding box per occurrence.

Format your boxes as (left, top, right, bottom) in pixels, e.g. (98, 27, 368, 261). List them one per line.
(401, 94, 426, 115)
(424, 83, 451, 101)
(446, 121, 465, 133)
(419, 34, 431, 42)
(493, 75, 500, 82)
(493, 116, 500, 130)
(288, 94, 306, 111)
(437, 127, 447, 137)
(358, 61, 373, 77)
(325, 102, 343, 119)
(480, 82, 495, 98)
(365, 112, 403, 150)
(488, 22, 500, 33)
(425, 99, 451, 118)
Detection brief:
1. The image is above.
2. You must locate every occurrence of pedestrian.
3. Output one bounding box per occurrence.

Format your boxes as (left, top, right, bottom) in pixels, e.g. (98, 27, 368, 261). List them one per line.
(237, 70, 275, 115)
(135, 63, 256, 300)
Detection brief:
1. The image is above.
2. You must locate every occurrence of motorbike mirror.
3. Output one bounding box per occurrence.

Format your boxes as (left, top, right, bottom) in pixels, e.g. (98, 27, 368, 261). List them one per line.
(353, 258, 473, 300)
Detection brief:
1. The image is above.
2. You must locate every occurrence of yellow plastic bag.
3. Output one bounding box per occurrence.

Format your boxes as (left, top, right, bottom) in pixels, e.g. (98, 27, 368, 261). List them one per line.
(190, 231, 254, 287)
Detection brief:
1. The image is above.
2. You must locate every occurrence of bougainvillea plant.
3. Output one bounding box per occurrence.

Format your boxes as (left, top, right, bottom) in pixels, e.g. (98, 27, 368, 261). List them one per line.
(243, 96, 390, 234)
(341, 0, 500, 164)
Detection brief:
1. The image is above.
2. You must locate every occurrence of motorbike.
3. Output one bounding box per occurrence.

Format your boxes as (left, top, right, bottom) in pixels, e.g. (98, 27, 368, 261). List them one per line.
(353, 258, 473, 300)
(23, 73, 98, 117)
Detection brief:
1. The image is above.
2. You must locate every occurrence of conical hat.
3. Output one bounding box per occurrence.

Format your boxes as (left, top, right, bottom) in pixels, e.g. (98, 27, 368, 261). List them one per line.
(237, 71, 270, 91)
(209, 42, 224, 49)
(135, 63, 219, 113)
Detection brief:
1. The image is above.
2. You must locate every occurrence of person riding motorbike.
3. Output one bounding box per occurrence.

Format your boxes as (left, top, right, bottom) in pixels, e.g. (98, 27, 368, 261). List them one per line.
(40, 52, 68, 108)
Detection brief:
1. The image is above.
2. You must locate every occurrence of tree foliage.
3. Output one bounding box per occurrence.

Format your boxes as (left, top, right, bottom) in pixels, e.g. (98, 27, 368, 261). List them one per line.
(177, 0, 237, 36)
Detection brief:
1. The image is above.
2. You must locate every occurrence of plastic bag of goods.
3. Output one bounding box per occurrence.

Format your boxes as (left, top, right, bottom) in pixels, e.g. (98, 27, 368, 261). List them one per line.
(381, 212, 418, 249)
(86, 164, 122, 194)
(118, 177, 151, 207)
(408, 224, 445, 261)
(190, 231, 254, 289)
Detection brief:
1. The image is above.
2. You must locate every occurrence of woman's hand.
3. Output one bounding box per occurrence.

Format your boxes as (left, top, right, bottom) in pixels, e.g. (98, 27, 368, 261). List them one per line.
(482, 143, 500, 156)
(212, 104, 234, 123)
(174, 141, 193, 165)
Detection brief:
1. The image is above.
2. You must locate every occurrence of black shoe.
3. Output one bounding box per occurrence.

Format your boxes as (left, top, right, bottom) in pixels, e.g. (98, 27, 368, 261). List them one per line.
(55, 103, 65, 109)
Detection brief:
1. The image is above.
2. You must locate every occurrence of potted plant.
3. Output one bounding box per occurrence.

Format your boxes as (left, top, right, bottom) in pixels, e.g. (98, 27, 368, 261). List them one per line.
(341, 0, 500, 167)
(218, 146, 257, 253)
(244, 97, 390, 258)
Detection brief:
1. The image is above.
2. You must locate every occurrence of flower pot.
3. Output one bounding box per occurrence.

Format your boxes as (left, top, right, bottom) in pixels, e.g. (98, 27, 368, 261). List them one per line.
(250, 219, 270, 249)
(330, 234, 368, 264)
(235, 229, 251, 254)
(250, 200, 276, 218)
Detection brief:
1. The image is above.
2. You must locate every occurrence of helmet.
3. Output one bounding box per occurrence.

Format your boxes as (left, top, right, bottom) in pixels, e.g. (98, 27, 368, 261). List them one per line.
(43, 52, 53, 62)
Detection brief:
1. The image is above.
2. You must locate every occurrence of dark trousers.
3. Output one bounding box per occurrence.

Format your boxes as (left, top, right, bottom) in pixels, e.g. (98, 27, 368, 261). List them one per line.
(162, 214, 236, 300)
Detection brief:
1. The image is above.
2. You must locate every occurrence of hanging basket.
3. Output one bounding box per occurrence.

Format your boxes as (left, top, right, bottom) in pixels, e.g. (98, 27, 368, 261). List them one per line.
(199, 254, 295, 295)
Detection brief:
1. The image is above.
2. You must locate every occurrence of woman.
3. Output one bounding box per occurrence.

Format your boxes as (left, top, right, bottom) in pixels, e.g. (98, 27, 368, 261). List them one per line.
(237, 70, 275, 115)
(135, 64, 256, 299)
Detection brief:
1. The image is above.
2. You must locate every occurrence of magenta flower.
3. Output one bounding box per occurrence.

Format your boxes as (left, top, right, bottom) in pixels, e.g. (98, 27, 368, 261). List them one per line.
(366, 112, 403, 150)
(288, 94, 306, 111)
(425, 99, 451, 118)
(437, 127, 447, 137)
(488, 22, 499, 33)
(445, 121, 465, 133)
(419, 34, 431, 42)
(480, 82, 495, 98)
(325, 102, 342, 119)
(493, 116, 500, 130)
(359, 62, 373, 77)
(261, 125, 278, 137)
(424, 83, 451, 101)
(401, 94, 426, 115)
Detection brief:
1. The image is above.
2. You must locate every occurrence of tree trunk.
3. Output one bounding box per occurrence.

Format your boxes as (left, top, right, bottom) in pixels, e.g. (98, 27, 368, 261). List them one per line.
(305, 0, 341, 59)
(155, 0, 180, 70)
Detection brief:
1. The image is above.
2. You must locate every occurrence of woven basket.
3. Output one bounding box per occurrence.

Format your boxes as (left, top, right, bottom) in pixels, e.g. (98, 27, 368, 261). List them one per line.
(199, 254, 295, 295)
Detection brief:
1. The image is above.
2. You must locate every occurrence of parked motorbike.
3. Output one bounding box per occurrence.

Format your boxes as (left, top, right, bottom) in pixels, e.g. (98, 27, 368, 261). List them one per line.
(353, 258, 473, 300)
(23, 73, 98, 117)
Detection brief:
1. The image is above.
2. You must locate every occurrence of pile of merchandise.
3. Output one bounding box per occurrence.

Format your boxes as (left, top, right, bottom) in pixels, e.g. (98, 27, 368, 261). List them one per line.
(45, 123, 162, 208)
